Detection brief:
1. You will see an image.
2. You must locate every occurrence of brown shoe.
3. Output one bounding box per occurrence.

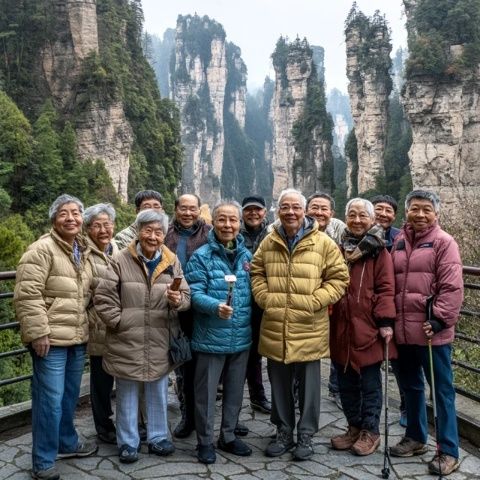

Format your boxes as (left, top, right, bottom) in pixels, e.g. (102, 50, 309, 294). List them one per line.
(390, 436, 428, 457)
(428, 453, 460, 475)
(331, 426, 361, 450)
(351, 430, 380, 456)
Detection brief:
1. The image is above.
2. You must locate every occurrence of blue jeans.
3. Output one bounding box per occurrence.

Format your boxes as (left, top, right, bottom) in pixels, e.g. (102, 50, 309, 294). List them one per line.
(397, 344, 459, 458)
(30, 344, 86, 472)
(115, 375, 169, 448)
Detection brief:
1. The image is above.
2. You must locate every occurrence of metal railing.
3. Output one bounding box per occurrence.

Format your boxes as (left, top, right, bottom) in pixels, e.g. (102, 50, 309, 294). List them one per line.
(1, 267, 479, 401)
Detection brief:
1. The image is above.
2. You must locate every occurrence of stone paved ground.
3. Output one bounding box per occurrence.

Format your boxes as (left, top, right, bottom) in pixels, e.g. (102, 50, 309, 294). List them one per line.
(1, 362, 479, 480)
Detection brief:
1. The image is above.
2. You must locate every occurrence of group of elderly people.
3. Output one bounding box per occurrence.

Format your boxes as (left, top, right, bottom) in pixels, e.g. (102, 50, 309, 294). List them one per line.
(13, 186, 463, 479)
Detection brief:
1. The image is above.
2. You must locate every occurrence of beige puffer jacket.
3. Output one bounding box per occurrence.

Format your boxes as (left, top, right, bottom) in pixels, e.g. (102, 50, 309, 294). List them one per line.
(87, 237, 119, 356)
(93, 242, 190, 381)
(251, 221, 349, 363)
(14, 230, 93, 346)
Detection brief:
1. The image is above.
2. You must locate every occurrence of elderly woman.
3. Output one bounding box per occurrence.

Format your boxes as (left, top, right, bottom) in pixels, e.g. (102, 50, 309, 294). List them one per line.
(14, 194, 98, 480)
(84, 203, 118, 444)
(330, 198, 396, 456)
(389, 190, 463, 476)
(94, 209, 190, 464)
(185, 201, 252, 465)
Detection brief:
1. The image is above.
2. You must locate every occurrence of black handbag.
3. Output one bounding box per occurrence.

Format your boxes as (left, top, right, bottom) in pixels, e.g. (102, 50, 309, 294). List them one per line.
(168, 308, 192, 365)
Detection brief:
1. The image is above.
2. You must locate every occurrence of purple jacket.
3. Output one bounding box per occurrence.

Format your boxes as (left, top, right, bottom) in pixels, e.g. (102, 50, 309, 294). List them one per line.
(392, 222, 463, 346)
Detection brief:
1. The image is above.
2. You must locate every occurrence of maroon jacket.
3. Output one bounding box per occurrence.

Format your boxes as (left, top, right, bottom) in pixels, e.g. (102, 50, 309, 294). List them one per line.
(391, 222, 463, 346)
(330, 247, 397, 372)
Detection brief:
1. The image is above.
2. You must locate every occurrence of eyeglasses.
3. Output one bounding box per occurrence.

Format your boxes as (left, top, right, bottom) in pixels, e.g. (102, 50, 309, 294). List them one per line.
(88, 222, 113, 231)
(279, 205, 303, 213)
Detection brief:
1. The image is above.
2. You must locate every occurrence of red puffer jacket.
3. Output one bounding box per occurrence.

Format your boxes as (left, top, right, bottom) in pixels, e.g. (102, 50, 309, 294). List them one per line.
(330, 247, 397, 373)
(392, 222, 463, 346)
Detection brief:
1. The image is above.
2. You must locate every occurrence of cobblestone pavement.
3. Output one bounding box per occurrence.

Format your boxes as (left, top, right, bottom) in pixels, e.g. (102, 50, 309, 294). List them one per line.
(1, 365, 479, 480)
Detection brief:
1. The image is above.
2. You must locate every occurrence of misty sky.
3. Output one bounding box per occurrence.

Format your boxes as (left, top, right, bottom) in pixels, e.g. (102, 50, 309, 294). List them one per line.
(141, 0, 407, 94)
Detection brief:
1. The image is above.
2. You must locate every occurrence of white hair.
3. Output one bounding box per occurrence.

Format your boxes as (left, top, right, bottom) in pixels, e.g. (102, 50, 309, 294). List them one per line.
(345, 198, 375, 218)
(277, 188, 306, 209)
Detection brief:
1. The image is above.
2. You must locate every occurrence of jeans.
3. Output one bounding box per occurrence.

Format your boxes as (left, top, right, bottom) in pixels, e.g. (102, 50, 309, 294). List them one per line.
(30, 344, 86, 472)
(115, 375, 169, 448)
(334, 361, 383, 434)
(397, 344, 459, 458)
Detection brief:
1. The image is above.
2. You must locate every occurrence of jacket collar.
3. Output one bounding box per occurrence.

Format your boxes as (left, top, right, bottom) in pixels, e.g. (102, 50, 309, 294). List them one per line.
(127, 241, 177, 283)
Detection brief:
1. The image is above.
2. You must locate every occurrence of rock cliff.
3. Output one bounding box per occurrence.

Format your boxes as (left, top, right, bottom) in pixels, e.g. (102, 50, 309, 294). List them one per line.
(171, 14, 251, 205)
(270, 37, 333, 201)
(345, 7, 392, 194)
(40, 0, 132, 200)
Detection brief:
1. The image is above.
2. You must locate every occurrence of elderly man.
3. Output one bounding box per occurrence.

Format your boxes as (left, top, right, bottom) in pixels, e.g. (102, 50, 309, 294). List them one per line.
(251, 188, 349, 461)
(306, 192, 346, 409)
(240, 195, 271, 414)
(390, 190, 463, 476)
(164, 193, 211, 438)
(115, 190, 164, 249)
(371, 195, 401, 251)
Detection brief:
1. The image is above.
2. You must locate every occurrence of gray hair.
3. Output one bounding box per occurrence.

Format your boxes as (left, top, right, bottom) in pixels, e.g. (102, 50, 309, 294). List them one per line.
(405, 190, 441, 213)
(83, 203, 116, 227)
(277, 188, 307, 209)
(49, 194, 84, 222)
(345, 198, 375, 219)
(135, 209, 169, 233)
(212, 200, 242, 221)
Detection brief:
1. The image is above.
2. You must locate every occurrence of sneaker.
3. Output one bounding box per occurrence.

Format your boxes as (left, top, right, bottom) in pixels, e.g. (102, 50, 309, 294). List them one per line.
(148, 438, 175, 456)
(390, 436, 428, 457)
(31, 466, 60, 480)
(265, 430, 295, 457)
(351, 430, 380, 456)
(399, 411, 408, 428)
(217, 437, 252, 456)
(428, 453, 460, 475)
(328, 391, 343, 410)
(293, 433, 314, 461)
(57, 439, 98, 459)
(97, 430, 116, 444)
(250, 397, 272, 414)
(234, 422, 249, 437)
(197, 443, 216, 464)
(331, 426, 360, 450)
(173, 417, 195, 438)
(119, 444, 140, 464)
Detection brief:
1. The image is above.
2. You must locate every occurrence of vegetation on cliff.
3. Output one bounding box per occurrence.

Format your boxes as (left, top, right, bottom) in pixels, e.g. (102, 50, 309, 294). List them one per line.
(406, 0, 480, 78)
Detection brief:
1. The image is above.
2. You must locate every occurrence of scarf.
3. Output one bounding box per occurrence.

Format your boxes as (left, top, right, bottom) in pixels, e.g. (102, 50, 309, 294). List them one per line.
(342, 224, 385, 265)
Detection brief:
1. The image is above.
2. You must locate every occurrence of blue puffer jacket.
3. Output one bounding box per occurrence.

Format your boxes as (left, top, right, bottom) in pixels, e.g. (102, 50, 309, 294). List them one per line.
(185, 229, 252, 354)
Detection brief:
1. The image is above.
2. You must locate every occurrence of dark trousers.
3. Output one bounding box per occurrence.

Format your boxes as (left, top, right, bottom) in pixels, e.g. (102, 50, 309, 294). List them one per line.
(175, 314, 196, 424)
(89, 355, 115, 435)
(390, 358, 406, 413)
(194, 350, 249, 445)
(334, 361, 383, 434)
(246, 311, 266, 401)
(397, 344, 459, 458)
(267, 359, 320, 436)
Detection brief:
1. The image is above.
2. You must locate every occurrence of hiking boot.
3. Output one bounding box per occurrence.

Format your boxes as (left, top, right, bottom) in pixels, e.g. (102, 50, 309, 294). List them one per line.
(217, 437, 252, 456)
(31, 467, 60, 480)
(265, 430, 295, 457)
(351, 430, 380, 456)
(57, 439, 98, 459)
(97, 430, 116, 445)
(250, 397, 272, 414)
(148, 438, 175, 456)
(118, 444, 140, 463)
(197, 443, 216, 464)
(390, 436, 428, 457)
(293, 433, 314, 461)
(331, 426, 361, 450)
(428, 453, 460, 476)
(234, 422, 249, 437)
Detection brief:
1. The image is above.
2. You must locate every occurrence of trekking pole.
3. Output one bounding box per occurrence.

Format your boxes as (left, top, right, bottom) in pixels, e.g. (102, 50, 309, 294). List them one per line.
(428, 338, 443, 479)
(381, 339, 391, 479)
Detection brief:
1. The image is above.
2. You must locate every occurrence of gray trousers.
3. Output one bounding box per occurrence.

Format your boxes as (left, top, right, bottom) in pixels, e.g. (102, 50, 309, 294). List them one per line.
(194, 350, 249, 446)
(267, 358, 321, 436)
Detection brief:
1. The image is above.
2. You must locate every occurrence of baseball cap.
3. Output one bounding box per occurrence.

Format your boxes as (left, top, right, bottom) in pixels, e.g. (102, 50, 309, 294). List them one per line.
(242, 195, 266, 209)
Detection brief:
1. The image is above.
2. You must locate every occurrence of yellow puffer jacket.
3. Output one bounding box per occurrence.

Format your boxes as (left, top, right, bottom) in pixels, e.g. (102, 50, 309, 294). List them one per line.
(251, 221, 349, 363)
(86, 237, 119, 356)
(14, 230, 93, 346)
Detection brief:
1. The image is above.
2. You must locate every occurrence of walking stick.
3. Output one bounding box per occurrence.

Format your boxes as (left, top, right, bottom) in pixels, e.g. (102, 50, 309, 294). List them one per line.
(381, 339, 392, 479)
(428, 338, 443, 479)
